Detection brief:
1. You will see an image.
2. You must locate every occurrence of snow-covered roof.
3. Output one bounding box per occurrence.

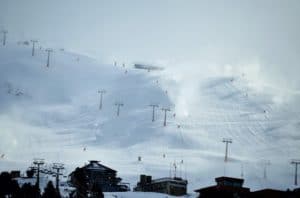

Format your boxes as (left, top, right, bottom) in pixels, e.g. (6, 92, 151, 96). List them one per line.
(152, 177, 187, 184)
(83, 160, 116, 172)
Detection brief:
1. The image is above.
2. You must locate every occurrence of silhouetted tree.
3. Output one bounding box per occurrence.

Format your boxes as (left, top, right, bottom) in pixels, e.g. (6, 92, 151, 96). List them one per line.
(42, 181, 61, 198)
(0, 171, 12, 197)
(10, 180, 21, 198)
(0, 171, 23, 198)
(20, 183, 41, 198)
(71, 167, 88, 198)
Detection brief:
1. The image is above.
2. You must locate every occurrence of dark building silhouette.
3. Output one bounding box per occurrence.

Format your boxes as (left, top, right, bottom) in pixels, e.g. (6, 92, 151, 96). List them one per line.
(249, 189, 287, 198)
(195, 176, 300, 198)
(194, 176, 250, 198)
(134, 174, 188, 196)
(10, 171, 21, 179)
(249, 188, 300, 198)
(68, 160, 129, 192)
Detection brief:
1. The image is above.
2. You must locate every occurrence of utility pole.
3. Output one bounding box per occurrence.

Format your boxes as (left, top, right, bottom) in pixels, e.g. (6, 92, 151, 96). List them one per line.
(45, 48, 53, 67)
(33, 158, 45, 189)
(30, 40, 38, 56)
(52, 163, 64, 191)
(291, 160, 300, 185)
(98, 90, 106, 110)
(161, 107, 170, 126)
(1, 30, 7, 46)
(115, 103, 124, 116)
(149, 104, 159, 122)
(222, 138, 232, 162)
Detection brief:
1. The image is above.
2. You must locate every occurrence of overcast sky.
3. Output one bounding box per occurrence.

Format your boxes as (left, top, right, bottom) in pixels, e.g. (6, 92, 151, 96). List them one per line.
(1, 0, 300, 93)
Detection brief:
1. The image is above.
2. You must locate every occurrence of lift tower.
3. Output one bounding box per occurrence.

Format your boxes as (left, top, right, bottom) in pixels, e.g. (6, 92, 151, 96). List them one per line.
(52, 163, 64, 191)
(115, 103, 124, 116)
(149, 104, 159, 122)
(33, 158, 45, 190)
(161, 108, 170, 126)
(45, 48, 53, 67)
(222, 138, 232, 162)
(291, 160, 300, 185)
(30, 40, 38, 56)
(262, 160, 271, 179)
(98, 90, 106, 110)
(1, 30, 7, 46)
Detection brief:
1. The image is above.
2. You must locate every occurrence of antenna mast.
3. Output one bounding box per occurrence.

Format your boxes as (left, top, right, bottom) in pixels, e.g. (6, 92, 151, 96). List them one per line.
(173, 161, 177, 178)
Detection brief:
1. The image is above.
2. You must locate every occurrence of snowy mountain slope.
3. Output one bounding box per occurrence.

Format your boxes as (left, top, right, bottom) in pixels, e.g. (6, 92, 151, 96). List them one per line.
(0, 42, 300, 197)
(158, 69, 300, 190)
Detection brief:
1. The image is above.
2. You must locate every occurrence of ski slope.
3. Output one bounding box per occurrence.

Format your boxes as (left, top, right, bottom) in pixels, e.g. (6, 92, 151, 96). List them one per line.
(0, 42, 300, 197)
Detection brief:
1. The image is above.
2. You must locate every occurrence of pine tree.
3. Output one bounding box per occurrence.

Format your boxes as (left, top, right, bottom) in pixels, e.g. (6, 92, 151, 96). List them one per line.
(20, 183, 41, 198)
(71, 167, 88, 198)
(42, 181, 61, 198)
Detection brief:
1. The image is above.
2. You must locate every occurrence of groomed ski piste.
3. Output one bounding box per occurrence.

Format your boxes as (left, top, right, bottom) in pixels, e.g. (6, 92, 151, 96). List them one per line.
(0, 41, 300, 197)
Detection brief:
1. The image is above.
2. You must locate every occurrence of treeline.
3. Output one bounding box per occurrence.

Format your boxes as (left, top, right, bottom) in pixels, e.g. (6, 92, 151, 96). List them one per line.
(0, 171, 60, 198)
(0, 170, 105, 198)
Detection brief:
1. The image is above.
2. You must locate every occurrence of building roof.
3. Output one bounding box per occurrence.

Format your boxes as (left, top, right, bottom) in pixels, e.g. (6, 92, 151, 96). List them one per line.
(194, 176, 249, 193)
(152, 177, 188, 185)
(82, 160, 116, 173)
(194, 185, 250, 193)
(251, 188, 285, 194)
(294, 187, 300, 192)
(215, 176, 244, 184)
(252, 188, 284, 193)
